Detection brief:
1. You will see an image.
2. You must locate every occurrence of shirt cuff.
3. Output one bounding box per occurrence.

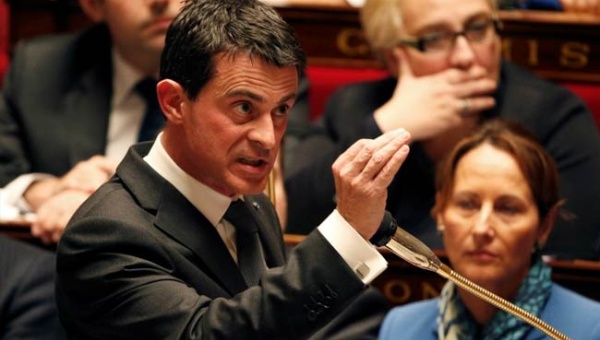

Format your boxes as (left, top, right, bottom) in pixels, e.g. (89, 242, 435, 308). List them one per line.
(1, 173, 54, 216)
(318, 210, 387, 284)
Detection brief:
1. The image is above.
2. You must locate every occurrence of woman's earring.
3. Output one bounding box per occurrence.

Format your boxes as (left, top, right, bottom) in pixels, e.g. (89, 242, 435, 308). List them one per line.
(437, 225, 445, 234)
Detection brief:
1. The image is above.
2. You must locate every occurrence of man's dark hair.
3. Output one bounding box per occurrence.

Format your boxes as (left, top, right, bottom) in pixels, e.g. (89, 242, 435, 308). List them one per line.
(160, 0, 306, 100)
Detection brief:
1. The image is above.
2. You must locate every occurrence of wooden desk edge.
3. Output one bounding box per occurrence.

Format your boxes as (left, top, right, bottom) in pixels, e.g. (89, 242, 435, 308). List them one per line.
(283, 233, 600, 270)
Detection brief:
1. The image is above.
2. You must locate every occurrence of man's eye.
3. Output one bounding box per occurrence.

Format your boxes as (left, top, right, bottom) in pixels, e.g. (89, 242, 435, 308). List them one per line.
(234, 102, 252, 116)
(274, 105, 290, 117)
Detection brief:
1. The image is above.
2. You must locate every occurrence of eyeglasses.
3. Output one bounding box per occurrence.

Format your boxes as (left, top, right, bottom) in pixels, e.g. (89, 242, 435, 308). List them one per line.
(396, 19, 501, 54)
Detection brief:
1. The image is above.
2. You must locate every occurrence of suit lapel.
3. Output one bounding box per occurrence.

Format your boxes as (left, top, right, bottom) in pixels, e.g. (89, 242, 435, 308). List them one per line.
(154, 186, 248, 294)
(117, 144, 247, 295)
(64, 47, 112, 166)
(244, 195, 286, 268)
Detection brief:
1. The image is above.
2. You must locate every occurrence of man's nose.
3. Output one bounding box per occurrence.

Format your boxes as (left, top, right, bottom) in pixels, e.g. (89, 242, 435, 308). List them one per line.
(248, 113, 276, 150)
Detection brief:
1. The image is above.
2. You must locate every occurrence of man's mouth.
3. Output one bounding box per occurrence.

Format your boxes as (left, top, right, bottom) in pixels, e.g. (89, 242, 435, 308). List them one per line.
(239, 158, 268, 167)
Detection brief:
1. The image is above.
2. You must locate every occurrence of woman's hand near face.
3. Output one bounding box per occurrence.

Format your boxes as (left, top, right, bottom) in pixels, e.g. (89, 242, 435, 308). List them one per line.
(374, 48, 497, 141)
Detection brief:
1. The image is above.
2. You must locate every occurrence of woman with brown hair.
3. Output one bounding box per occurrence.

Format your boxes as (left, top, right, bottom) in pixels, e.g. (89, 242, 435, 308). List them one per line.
(379, 119, 600, 339)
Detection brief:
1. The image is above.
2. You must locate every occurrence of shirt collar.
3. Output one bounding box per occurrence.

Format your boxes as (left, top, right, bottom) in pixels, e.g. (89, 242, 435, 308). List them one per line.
(143, 133, 234, 226)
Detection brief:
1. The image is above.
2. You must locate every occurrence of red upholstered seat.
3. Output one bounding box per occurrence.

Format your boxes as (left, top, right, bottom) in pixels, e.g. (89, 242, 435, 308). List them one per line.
(306, 65, 387, 121)
(562, 82, 600, 130)
(305, 65, 600, 131)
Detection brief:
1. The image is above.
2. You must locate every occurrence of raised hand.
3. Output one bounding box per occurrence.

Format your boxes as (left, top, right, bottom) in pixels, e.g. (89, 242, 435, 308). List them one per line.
(332, 129, 411, 240)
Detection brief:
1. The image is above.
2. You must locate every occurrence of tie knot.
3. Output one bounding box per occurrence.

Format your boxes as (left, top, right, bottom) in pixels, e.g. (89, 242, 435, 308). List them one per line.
(135, 77, 158, 103)
(224, 200, 257, 233)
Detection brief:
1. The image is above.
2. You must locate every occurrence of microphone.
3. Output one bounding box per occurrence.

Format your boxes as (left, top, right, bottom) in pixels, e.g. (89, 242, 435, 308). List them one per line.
(371, 212, 569, 340)
(370, 211, 442, 271)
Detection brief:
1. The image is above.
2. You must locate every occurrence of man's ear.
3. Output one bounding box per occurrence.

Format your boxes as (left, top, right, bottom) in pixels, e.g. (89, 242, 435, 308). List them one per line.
(537, 204, 559, 247)
(78, 0, 106, 23)
(157, 79, 187, 124)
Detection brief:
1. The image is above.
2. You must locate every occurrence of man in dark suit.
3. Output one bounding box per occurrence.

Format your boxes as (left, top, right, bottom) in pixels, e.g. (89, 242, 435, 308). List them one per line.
(56, 0, 412, 338)
(0, 0, 184, 243)
(0, 3, 179, 337)
(0, 235, 66, 339)
(0, 0, 304, 242)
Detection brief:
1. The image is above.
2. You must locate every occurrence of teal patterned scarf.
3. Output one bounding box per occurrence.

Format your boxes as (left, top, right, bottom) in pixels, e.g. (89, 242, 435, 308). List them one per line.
(437, 256, 552, 339)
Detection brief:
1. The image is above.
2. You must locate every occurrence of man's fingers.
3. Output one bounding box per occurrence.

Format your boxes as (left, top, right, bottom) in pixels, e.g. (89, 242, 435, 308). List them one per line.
(334, 129, 410, 178)
(360, 129, 411, 181)
(372, 144, 410, 189)
(332, 139, 370, 172)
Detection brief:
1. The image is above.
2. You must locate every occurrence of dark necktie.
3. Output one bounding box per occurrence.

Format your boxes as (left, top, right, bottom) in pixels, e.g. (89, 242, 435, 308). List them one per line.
(135, 77, 165, 142)
(224, 199, 266, 286)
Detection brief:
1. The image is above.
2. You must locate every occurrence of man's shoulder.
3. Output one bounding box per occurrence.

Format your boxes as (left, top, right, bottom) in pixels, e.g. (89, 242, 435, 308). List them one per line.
(12, 24, 111, 77)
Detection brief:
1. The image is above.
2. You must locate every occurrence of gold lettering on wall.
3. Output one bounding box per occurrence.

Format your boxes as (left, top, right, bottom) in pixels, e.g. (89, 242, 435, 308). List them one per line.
(336, 28, 370, 57)
(502, 38, 539, 66)
(382, 279, 411, 304)
(528, 39, 539, 66)
(422, 282, 442, 299)
(560, 42, 589, 69)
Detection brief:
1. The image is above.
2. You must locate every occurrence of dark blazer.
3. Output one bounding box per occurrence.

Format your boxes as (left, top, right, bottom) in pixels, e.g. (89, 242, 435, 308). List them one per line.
(285, 61, 600, 260)
(0, 24, 113, 186)
(0, 235, 66, 339)
(56, 142, 387, 339)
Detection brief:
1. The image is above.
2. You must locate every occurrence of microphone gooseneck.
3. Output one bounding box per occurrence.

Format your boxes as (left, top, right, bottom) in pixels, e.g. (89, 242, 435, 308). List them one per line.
(372, 212, 570, 340)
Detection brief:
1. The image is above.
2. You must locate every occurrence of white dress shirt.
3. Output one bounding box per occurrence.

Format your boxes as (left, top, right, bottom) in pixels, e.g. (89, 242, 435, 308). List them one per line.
(144, 134, 387, 284)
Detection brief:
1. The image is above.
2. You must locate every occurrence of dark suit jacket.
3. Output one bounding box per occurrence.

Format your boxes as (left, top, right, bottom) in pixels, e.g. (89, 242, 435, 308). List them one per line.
(56, 142, 387, 339)
(0, 235, 66, 339)
(286, 61, 600, 260)
(0, 24, 113, 186)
